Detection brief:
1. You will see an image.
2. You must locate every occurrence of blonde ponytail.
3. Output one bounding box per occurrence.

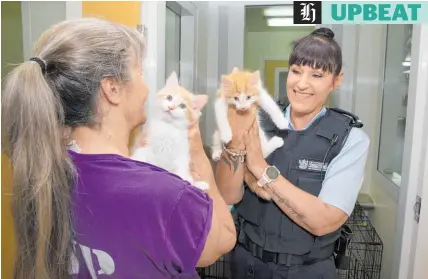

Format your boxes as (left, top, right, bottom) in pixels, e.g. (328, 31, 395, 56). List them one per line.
(1, 17, 145, 279)
(2, 60, 74, 279)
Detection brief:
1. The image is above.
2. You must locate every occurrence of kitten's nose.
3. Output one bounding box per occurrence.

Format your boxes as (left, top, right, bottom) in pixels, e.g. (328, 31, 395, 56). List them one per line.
(168, 105, 175, 111)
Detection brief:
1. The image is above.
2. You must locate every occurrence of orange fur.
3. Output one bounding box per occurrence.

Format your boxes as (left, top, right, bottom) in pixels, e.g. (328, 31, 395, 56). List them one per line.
(156, 86, 201, 124)
(217, 69, 261, 114)
(218, 70, 259, 98)
(133, 76, 207, 152)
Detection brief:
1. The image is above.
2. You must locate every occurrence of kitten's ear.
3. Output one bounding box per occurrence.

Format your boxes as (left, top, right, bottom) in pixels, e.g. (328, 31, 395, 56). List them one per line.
(249, 70, 261, 86)
(193, 94, 209, 111)
(166, 71, 179, 87)
(221, 75, 234, 93)
(232, 67, 239, 73)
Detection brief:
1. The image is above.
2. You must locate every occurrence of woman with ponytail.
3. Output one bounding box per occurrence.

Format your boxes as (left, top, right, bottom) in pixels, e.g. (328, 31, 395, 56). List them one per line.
(2, 18, 235, 279)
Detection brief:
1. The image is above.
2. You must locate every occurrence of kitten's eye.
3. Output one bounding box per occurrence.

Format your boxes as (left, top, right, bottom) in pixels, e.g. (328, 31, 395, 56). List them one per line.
(179, 104, 186, 109)
(234, 97, 239, 101)
(166, 95, 173, 101)
(246, 96, 251, 100)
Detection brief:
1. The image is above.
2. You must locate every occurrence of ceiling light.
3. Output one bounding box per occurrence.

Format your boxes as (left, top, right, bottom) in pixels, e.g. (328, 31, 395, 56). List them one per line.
(267, 17, 315, 27)
(263, 6, 293, 17)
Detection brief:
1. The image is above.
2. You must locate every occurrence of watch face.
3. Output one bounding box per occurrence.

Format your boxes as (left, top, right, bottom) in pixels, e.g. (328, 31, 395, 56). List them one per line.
(266, 166, 279, 180)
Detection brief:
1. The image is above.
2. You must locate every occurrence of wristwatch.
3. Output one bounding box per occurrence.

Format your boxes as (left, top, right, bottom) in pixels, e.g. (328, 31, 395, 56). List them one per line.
(257, 166, 280, 187)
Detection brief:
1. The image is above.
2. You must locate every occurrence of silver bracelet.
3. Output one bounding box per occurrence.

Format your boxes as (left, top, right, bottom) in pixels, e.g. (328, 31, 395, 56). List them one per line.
(222, 143, 246, 163)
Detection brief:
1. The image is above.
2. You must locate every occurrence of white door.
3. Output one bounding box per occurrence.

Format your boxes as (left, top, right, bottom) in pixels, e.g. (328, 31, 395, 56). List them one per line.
(392, 24, 428, 279)
(141, 1, 197, 119)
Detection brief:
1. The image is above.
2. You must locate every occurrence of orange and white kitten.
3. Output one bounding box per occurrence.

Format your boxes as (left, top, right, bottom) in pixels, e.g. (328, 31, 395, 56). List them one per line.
(132, 72, 209, 191)
(212, 67, 289, 161)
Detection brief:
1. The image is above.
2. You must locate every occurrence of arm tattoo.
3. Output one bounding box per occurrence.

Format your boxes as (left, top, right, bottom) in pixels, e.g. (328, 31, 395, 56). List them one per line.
(266, 184, 306, 219)
(220, 152, 241, 174)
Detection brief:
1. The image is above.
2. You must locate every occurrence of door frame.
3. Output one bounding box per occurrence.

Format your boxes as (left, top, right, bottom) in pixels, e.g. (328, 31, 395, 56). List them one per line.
(274, 67, 288, 100)
(411, 129, 428, 279)
(141, 1, 166, 119)
(393, 24, 428, 279)
(141, 1, 197, 120)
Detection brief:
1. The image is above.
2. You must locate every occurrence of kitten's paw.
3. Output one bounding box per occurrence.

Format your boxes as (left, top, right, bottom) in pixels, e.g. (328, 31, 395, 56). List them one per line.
(212, 148, 223, 161)
(220, 129, 233, 144)
(194, 181, 210, 191)
(270, 136, 284, 149)
(275, 118, 290, 130)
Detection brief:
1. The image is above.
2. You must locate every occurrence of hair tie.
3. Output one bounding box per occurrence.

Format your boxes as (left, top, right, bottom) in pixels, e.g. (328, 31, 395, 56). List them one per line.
(29, 57, 47, 75)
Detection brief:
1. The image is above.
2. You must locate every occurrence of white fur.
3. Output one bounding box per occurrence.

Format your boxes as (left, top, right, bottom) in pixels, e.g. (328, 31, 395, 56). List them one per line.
(214, 97, 233, 144)
(132, 72, 209, 191)
(211, 78, 289, 161)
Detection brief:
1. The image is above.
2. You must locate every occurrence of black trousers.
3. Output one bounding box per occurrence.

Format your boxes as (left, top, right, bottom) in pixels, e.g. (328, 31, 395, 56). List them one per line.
(230, 244, 337, 279)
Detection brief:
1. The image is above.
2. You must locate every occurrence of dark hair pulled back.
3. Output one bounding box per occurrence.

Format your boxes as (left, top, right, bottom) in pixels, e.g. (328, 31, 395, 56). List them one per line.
(289, 27, 342, 76)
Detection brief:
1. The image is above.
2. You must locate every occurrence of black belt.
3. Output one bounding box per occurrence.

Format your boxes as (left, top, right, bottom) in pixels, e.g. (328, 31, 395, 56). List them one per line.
(240, 234, 335, 267)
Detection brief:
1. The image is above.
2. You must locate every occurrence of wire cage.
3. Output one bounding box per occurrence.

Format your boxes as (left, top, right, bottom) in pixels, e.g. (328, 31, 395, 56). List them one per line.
(196, 202, 383, 279)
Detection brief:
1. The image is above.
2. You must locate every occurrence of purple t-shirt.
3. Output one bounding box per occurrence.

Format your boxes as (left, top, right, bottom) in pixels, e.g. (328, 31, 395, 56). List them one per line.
(68, 151, 213, 279)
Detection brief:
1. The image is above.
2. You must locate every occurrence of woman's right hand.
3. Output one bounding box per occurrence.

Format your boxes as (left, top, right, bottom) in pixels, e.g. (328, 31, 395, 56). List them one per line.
(187, 121, 237, 267)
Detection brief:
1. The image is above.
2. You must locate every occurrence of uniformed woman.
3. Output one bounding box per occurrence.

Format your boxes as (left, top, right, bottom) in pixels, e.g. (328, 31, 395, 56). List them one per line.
(215, 27, 370, 278)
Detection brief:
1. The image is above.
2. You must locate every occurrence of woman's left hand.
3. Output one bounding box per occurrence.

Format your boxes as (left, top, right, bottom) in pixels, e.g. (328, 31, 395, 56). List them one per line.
(243, 120, 269, 180)
(188, 121, 213, 182)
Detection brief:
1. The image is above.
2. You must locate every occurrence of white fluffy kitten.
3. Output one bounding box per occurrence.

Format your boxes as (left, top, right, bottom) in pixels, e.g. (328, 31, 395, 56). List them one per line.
(132, 72, 209, 191)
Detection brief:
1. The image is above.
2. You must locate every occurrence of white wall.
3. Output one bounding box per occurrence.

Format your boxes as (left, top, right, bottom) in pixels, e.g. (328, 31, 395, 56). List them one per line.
(21, 1, 81, 60)
(339, 24, 398, 279)
(244, 30, 313, 73)
(219, 1, 293, 71)
(192, 1, 210, 143)
(352, 25, 386, 196)
(65, 1, 82, 20)
(351, 24, 428, 279)
(165, 8, 181, 79)
(204, 2, 221, 145)
(21, 1, 66, 60)
(377, 25, 411, 178)
(392, 24, 428, 279)
(141, 1, 166, 120)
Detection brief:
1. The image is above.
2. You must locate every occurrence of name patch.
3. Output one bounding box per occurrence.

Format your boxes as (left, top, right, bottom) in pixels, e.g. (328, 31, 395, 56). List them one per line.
(298, 159, 328, 172)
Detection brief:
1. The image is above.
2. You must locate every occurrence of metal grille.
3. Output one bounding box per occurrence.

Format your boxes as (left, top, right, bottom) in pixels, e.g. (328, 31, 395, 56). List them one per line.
(197, 202, 383, 279)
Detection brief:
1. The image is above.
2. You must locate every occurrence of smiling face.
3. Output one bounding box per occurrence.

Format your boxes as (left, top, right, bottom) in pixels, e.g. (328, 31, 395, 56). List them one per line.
(155, 72, 208, 128)
(286, 64, 342, 115)
(286, 30, 343, 116)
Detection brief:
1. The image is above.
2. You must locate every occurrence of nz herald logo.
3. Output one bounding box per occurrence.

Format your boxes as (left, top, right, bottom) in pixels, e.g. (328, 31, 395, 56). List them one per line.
(298, 159, 328, 172)
(294, 1, 322, 24)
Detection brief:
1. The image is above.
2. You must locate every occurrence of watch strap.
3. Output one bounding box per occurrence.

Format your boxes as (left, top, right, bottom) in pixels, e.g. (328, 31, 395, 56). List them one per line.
(257, 171, 270, 187)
